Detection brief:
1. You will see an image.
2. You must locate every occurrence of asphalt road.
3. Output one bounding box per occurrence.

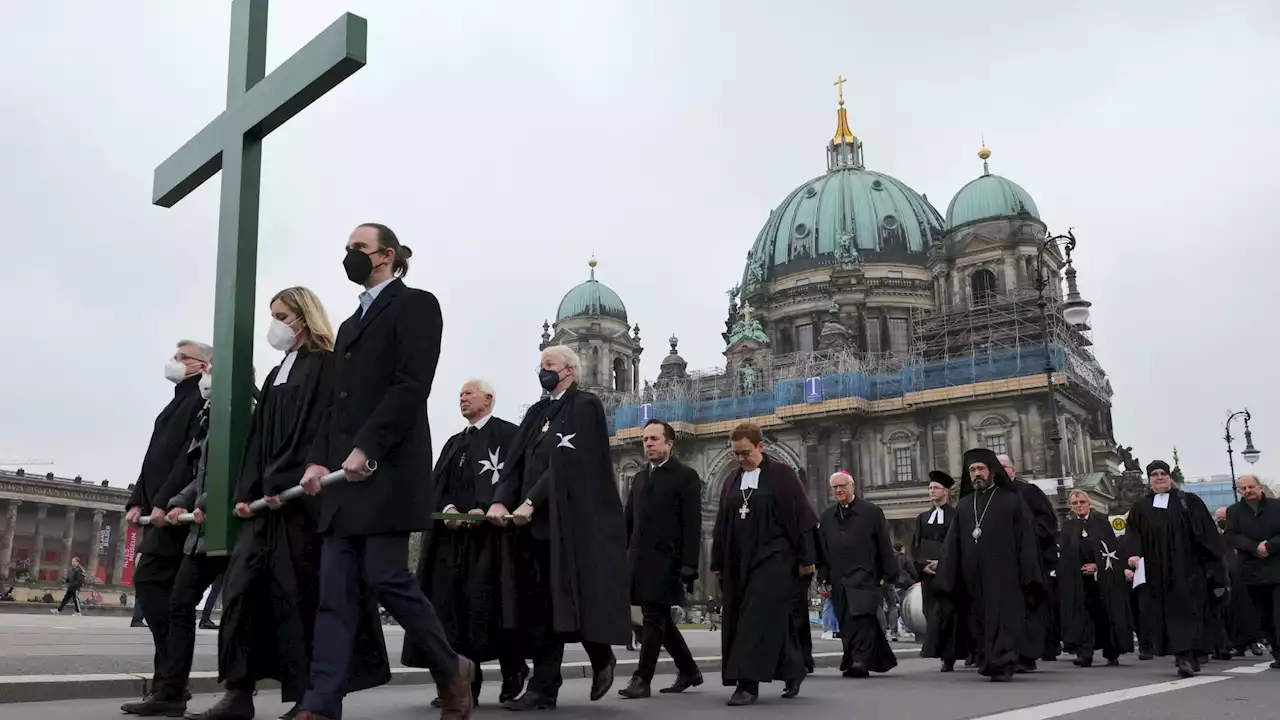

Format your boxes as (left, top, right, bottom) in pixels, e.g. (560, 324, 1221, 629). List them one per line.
(0, 654, 1275, 719)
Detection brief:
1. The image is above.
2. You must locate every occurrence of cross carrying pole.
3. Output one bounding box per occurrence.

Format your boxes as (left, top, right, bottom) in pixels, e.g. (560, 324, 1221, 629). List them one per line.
(150, 0, 366, 554)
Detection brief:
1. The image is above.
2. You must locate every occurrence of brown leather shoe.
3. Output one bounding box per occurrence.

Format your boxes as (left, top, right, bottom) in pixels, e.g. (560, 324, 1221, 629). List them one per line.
(438, 656, 475, 720)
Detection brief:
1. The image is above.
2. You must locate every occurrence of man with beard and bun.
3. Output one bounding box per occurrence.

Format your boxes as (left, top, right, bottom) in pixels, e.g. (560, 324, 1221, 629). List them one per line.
(998, 453, 1059, 666)
(912, 470, 960, 671)
(711, 423, 819, 705)
(411, 379, 528, 708)
(1057, 490, 1133, 668)
(815, 471, 898, 679)
(486, 345, 630, 711)
(929, 449, 1044, 682)
(1224, 474, 1280, 669)
(617, 419, 704, 699)
(1122, 460, 1224, 678)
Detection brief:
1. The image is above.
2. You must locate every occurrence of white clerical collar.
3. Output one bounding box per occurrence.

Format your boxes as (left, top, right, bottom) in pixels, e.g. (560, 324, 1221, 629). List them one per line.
(650, 458, 668, 471)
(273, 350, 298, 386)
(552, 389, 566, 401)
(928, 506, 945, 524)
(740, 467, 761, 490)
(1153, 492, 1170, 509)
(469, 414, 491, 430)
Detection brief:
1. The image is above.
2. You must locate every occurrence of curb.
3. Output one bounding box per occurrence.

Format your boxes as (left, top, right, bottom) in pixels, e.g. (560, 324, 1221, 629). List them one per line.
(0, 648, 922, 704)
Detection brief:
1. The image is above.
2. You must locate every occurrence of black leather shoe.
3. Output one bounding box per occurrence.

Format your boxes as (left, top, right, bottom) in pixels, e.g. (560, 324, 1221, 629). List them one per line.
(781, 678, 802, 699)
(1016, 659, 1037, 674)
(617, 677, 650, 699)
(121, 695, 187, 717)
(940, 660, 955, 673)
(502, 692, 557, 711)
(842, 662, 869, 678)
(1073, 655, 1093, 668)
(1176, 657, 1196, 678)
(589, 656, 616, 701)
(183, 689, 254, 720)
(199, 619, 219, 630)
(726, 687, 757, 706)
(278, 704, 301, 720)
(659, 672, 703, 693)
(500, 665, 530, 704)
(1106, 657, 1120, 667)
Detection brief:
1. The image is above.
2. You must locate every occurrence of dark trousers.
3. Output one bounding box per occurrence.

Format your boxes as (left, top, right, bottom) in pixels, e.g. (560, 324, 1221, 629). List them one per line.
(1077, 585, 1119, 661)
(133, 553, 183, 686)
(302, 534, 457, 720)
(1246, 583, 1280, 660)
(57, 588, 81, 613)
(635, 603, 698, 682)
(1132, 585, 1152, 654)
(524, 537, 613, 698)
(201, 575, 223, 623)
(155, 554, 229, 698)
(132, 601, 146, 623)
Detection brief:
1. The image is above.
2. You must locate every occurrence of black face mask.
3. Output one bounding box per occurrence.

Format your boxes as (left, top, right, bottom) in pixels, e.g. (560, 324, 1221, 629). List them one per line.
(343, 248, 381, 285)
(539, 369, 561, 392)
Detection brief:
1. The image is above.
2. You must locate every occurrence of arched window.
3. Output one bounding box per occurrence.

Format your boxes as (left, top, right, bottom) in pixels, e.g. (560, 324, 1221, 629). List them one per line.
(613, 356, 628, 392)
(971, 268, 997, 306)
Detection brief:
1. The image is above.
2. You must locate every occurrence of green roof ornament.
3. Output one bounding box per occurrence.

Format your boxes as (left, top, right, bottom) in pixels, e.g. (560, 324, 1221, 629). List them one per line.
(726, 300, 770, 350)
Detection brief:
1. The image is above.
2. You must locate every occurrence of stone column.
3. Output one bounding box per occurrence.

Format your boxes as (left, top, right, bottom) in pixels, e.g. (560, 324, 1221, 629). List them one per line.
(1027, 403, 1045, 475)
(30, 503, 49, 581)
(85, 510, 104, 584)
(1002, 253, 1019, 291)
(1016, 408, 1033, 476)
(60, 507, 77, 578)
(0, 500, 21, 580)
(802, 426, 821, 509)
(837, 426, 854, 476)
(947, 413, 962, 476)
(112, 511, 129, 585)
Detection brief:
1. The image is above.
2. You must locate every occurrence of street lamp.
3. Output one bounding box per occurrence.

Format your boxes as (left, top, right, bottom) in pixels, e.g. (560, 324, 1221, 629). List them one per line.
(1226, 408, 1262, 502)
(1034, 228, 1092, 516)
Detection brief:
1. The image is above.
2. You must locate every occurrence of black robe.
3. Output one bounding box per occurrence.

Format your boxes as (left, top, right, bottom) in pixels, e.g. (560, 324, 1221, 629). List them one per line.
(625, 457, 702, 607)
(217, 349, 391, 700)
(817, 497, 899, 673)
(1011, 478, 1059, 657)
(130, 375, 206, 558)
(912, 503, 959, 658)
(1056, 513, 1133, 657)
(1121, 490, 1224, 656)
(491, 383, 630, 645)
(930, 477, 1044, 677)
(405, 416, 521, 665)
(710, 454, 819, 685)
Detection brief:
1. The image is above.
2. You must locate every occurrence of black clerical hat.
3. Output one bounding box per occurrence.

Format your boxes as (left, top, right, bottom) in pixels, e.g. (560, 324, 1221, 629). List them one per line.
(958, 447, 1013, 497)
(927, 470, 954, 489)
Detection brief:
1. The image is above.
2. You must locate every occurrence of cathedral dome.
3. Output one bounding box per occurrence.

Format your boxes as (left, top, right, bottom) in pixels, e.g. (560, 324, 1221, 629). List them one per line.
(742, 91, 944, 287)
(555, 257, 628, 323)
(945, 146, 1040, 230)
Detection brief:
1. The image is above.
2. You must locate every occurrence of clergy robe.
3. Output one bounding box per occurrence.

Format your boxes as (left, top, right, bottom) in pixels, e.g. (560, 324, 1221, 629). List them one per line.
(817, 497, 899, 674)
(1010, 478, 1059, 658)
(491, 383, 630, 645)
(912, 503, 959, 659)
(931, 485, 1044, 677)
(217, 348, 391, 701)
(405, 415, 521, 666)
(1056, 512, 1133, 660)
(710, 454, 819, 686)
(1121, 489, 1224, 657)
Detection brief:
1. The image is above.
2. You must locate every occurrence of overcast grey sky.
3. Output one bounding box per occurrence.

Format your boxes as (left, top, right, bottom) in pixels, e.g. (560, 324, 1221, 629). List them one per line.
(1, 0, 1276, 487)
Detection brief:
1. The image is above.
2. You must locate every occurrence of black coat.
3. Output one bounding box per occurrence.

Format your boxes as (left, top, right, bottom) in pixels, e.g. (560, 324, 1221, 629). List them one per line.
(130, 375, 206, 556)
(308, 279, 443, 537)
(436, 416, 520, 513)
(1224, 497, 1280, 586)
(624, 457, 702, 606)
(816, 498, 896, 617)
(1056, 513, 1133, 655)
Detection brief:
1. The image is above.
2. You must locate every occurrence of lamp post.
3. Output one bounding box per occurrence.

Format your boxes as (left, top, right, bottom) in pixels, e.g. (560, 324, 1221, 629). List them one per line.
(1225, 408, 1262, 503)
(1034, 228, 1092, 516)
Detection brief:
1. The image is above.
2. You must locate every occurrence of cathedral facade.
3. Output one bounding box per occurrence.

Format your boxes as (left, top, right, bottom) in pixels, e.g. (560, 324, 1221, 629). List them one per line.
(541, 89, 1125, 599)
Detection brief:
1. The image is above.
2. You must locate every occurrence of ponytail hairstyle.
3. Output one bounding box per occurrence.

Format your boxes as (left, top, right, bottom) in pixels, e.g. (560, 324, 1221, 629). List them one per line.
(358, 222, 412, 277)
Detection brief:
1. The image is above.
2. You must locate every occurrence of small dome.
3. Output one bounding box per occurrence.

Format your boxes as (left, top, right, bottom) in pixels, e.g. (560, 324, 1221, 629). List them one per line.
(945, 148, 1040, 229)
(555, 259, 627, 323)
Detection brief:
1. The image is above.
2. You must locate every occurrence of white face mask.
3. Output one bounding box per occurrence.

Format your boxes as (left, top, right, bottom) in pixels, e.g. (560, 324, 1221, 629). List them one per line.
(266, 318, 298, 352)
(198, 373, 213, 400)
(164, 360, 188, 384)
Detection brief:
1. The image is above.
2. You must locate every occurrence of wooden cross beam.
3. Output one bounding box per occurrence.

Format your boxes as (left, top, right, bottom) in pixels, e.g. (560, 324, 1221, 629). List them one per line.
(151, 0, 367, 555)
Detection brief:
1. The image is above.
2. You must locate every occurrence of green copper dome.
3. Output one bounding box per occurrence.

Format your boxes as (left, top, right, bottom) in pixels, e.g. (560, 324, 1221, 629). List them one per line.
(555, 258, 628, 323)
(945, 148, 1040, 229)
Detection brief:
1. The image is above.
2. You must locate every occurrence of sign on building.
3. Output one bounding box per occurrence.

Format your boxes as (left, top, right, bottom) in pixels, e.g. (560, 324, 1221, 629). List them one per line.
(805, 377, 822, 404)
(639, 403, 653, 426)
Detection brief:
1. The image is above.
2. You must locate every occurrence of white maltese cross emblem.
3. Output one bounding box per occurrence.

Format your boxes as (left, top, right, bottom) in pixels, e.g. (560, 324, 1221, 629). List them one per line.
(556, 432, 577, 449)
(1100, 540, 1119, 572)
(478, 447, 504, 485)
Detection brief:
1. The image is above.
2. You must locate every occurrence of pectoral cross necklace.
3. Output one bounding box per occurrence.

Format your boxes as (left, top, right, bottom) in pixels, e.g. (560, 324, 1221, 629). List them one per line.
(739, 488, 754, 520)
(972, 487, 998, 542)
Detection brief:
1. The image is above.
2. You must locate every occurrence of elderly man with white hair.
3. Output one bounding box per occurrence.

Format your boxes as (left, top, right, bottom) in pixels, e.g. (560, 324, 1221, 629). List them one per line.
(408, 379, 530, 707)
(488, 345, 630, 710)
(815, 470, 899, 679)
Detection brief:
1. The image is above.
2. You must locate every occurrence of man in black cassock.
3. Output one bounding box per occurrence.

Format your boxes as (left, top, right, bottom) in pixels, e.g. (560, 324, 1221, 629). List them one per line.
(1122, 460, 1224, 678)
(486, 345, 630, 711)
(411, 379, 528, 707)
(617, 419, 703, 699)
(124, 341, 210, 707)
(912, 470, 960, 670)
(929, 448, 1044, 682)
(1224, 475, 1280, 668)
(711, 423, 818, 706)
(999, 453, 1059, 666)
(816, 471, 898, 679)
(1057, 490, 1133, 667)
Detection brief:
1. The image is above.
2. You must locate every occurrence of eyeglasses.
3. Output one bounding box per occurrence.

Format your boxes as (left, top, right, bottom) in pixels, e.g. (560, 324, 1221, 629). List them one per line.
(831, 482, 853, 489)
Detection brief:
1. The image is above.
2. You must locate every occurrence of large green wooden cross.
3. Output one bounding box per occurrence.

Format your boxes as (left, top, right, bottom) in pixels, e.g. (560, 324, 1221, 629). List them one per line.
(152, 0, 366, 555)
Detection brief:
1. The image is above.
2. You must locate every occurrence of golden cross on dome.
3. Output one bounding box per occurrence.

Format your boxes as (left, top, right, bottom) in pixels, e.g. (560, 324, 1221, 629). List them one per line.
(833, 75, 847, 106)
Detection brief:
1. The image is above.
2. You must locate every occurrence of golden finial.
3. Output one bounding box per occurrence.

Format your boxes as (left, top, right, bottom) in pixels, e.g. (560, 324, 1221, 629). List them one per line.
(588, 255, 597, 269)
(978, 137, 991, 176)
(834, 74, 847, 106)
(830, 75, 856, 146)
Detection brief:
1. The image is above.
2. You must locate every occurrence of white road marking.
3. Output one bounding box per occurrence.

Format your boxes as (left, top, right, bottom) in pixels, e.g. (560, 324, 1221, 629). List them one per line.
(1223, 661, 1274, 675)
(966, 676, 1231, 720)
